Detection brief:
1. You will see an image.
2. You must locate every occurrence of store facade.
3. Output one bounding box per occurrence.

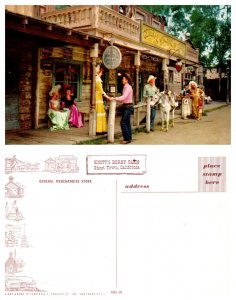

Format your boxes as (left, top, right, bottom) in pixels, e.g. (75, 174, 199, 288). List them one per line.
(6, 5, 202, 134)
(5, 9, 100, 131)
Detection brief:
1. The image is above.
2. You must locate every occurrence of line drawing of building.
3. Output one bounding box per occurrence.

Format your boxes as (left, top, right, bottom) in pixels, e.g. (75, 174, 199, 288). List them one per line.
(44, 155, 79, 173)
(5, 155, 40, 174)
(5, 251, 40, 292)
(5, 250, 25, 274)
(5, 176, 24, 198)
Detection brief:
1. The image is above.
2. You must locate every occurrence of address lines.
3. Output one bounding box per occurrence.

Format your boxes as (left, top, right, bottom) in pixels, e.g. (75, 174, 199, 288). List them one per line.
(122, 190, 199, 194)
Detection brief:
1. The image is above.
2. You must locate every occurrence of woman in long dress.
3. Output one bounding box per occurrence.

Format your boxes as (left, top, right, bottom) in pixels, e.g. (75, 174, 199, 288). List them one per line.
(61, 86, 84, 128)
(96, 65, 109, 134)
(47, 85, 70, 131)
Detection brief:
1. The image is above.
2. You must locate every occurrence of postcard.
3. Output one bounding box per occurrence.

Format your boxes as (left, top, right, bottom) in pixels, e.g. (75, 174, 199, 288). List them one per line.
(2, 2, 235, 300)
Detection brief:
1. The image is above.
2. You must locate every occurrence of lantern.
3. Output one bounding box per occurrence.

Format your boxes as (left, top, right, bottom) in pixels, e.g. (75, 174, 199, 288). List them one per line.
(175, 61, 183, 72)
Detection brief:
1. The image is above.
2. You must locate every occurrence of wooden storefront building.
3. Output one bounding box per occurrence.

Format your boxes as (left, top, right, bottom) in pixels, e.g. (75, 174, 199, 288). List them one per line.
(5, 5, 203, 135)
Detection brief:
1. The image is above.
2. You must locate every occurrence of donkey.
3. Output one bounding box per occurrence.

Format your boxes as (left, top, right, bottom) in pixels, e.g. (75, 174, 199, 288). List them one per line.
(158, 91, 178, 132)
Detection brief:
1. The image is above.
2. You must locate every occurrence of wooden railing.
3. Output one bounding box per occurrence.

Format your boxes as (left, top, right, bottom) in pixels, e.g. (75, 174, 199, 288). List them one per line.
(41, 6, 94, 28)
(98, 6, 140, 42)
(41, 5, 140, 42)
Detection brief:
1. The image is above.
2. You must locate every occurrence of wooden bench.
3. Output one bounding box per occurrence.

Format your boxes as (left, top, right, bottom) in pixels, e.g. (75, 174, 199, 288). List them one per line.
(75, 102, 90, 122)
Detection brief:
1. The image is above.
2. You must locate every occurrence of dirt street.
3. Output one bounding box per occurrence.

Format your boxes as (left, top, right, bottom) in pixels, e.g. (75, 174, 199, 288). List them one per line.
(130, 105, 231, 145)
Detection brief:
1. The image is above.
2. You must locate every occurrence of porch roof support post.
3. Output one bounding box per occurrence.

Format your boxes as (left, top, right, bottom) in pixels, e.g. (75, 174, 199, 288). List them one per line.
(133, 65, 140, 127)
(162, 58, 169, 91)
(146, 98, 151, 133)
(134, 50, 140, 105)
(89, 43, 99, 137)
(107, 99, 116, 143)
(182, 62, 185, 88)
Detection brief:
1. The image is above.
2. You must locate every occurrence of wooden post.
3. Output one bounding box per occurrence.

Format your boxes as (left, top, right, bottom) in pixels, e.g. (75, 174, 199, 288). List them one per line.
(135, 65, 140, 104)
(89, 46, 98, 137)
(107, 99, 117, 143)
(89, 108, 96, 137)
(134, 51, 140, 105)
(162, 58, 168, 90)
(133, 105, 140, 127)
(226, 67, 230, 104)
(133, 103, 143, 127)
(146, 98, 150, 133)
(182, 63, 185, 88)
(133, 51, 141, 126)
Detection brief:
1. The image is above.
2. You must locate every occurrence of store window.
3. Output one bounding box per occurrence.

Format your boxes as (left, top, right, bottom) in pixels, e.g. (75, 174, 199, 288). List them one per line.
(117, 71, 123, 95)
(169, 70, 174, 84)
(118, 5, 126, 14)
(152, 20, 161, 29)
(55, 5, 70, 10)
(135, 11, 146, 22)
(53, 62, 82, 101)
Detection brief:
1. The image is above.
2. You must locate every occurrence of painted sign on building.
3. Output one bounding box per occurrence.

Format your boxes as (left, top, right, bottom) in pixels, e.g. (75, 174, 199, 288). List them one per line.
(142, 23, 186, 58)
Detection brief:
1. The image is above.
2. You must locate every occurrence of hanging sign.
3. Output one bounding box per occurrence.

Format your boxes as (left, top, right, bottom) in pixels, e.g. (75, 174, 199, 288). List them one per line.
(175, 61, 183, 72)
(40, 59, 53, 70)
(63, 47, 73, 59)
(102, 46, 122, 70)
(41, 47, 53, 58)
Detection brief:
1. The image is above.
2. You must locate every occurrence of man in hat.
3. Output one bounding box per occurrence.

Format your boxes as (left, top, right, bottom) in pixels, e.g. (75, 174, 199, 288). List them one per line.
(143, 75, 159, 131)
(110, 72, 134, 144)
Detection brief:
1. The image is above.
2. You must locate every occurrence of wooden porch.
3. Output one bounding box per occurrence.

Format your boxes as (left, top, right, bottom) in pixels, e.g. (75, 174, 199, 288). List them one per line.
(5, 124, 92, 145)
(5, 105, 148, 145)
(5, 114, 134, 145)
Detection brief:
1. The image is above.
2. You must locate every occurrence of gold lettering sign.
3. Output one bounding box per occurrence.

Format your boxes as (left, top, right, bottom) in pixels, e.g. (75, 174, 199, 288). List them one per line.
(142, 24, 186, 57)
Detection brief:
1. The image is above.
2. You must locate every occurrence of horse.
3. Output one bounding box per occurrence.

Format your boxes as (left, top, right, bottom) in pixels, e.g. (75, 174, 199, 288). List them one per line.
(158, 91, 178, 131)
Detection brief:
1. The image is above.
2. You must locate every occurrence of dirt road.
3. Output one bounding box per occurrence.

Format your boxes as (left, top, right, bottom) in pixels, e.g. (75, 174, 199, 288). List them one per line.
(130, 105, 231, 145)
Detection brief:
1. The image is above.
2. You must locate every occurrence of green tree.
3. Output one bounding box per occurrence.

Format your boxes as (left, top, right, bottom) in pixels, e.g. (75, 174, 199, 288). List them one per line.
(141, 5, 231, 67)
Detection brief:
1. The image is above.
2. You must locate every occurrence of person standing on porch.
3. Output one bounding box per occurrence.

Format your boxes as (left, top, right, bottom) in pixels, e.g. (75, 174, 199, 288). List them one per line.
(95, 65, 110, 135)
(110, 72, 134, 144)
(143, 75, 159, 131)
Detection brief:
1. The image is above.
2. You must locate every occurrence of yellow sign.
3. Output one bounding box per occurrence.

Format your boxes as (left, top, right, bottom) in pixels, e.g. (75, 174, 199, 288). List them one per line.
(142, 24, 186, 57)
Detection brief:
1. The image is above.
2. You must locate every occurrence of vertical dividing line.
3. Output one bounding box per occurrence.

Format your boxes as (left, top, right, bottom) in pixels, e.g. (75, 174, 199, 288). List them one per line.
(116, 179, 118, 289)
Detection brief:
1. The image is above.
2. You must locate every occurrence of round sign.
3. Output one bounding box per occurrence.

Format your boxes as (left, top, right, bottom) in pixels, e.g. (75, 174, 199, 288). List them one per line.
(102, 46, 122, 70)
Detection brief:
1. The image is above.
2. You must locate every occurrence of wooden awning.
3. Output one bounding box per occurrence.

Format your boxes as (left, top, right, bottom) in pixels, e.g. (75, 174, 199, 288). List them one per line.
(5, 10, 102, 48)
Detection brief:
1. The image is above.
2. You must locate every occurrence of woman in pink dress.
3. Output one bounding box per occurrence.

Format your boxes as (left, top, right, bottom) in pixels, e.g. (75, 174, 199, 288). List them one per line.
(61, 86, 84, 128)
